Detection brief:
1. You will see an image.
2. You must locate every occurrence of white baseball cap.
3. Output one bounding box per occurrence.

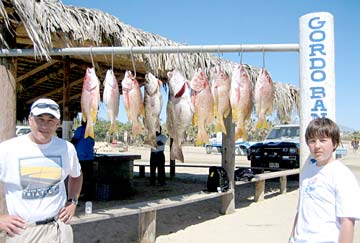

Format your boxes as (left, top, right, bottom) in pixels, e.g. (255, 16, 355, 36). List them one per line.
(30, 98, 61, 119)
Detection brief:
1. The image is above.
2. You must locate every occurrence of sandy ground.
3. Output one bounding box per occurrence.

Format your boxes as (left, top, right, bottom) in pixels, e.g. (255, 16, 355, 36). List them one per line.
(72, 144, 360, 243)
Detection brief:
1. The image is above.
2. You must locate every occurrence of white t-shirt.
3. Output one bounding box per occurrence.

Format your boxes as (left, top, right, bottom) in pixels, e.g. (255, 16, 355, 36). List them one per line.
(0, 135, 81, 223)
(151, 134, 167, 152)
(294, 158, 360, 243)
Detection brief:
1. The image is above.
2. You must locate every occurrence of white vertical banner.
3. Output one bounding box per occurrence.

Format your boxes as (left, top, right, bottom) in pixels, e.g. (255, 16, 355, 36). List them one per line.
(299, 12, 335, 167)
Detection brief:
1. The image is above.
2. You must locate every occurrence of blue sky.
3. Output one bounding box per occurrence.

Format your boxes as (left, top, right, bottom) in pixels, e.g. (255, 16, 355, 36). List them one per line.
(62, 0, 360, 131)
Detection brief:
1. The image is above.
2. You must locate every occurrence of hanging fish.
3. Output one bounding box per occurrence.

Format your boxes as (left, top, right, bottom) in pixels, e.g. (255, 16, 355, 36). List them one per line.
(103, 69, 120, 135)
(81, 67, 100, 139)
(230, 64, 253, 141)
(190, 68, 214, 145)
(121, 70, 145, 136)
(144, 72, 163, 148)
(166, 70, 194, 162)
(211, 69, 231, 134)
(254, 68, 275, 129)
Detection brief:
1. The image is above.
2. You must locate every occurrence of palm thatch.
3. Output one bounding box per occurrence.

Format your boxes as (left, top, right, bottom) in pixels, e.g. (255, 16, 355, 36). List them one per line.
(0, 0, 298, 122)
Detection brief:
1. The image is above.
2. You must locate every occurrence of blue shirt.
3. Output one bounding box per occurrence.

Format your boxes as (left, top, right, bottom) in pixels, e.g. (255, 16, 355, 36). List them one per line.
(72, 125, 95, 161)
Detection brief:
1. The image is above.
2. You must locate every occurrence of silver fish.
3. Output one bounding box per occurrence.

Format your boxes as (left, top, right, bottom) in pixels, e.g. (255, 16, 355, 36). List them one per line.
(166, 70, 194, 162)
(144, 72, 163, 148)
(103, 69, 120, 135)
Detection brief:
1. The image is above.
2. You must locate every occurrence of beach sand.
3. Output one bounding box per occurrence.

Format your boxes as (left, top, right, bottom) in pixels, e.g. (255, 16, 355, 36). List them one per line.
(72, 145, 360, 243)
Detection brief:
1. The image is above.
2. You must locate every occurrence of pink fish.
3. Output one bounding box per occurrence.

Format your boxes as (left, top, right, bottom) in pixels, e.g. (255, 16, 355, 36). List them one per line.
(103, 69, 120, 135)
(254, 68, 275, 129)
(121, 70, 145, 136)
(211, 70, 231, 134)
(230, 64, 253, 141)
(80, 67, 100, 139)
(190, 68, 214, 145)
(166, 70, 193, 162)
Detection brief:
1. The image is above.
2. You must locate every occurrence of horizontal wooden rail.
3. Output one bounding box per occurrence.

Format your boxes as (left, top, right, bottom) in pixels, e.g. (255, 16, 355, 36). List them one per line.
(70, 168, 299, 242)
(70, 189, 233, 225)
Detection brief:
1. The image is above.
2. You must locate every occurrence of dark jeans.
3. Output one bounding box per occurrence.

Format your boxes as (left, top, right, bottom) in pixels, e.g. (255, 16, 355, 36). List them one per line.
(80, 159, 94, 200)
(150, 151, 165, 185)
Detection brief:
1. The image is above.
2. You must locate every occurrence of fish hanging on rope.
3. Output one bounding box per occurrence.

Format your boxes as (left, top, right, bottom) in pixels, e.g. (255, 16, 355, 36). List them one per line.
(166, 70, 194, 162)
(190, 68, 214, 145)
(254, 68, 275, 129)
(121, 70, 145, 136)
(230, 64, 253, 141)
(144, 72, 163, 148)
(103, 69, 120, 135)
(211, 69, 231, 134)
(81, 67, 100, 139)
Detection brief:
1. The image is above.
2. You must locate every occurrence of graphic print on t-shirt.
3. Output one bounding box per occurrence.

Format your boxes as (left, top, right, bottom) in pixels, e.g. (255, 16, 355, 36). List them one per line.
(19, 156, 62, 199)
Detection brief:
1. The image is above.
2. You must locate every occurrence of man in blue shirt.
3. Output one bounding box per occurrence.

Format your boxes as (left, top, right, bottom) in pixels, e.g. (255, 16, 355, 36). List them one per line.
(71, 120, 95, 200)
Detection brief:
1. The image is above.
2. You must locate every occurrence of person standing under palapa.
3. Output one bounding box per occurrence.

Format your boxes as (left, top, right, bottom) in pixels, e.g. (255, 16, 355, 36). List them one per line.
(0, 98, 82, 243)
(71, 120, 95, 200)
(289, 117, 360, 243)
(150, 126, 167, 186)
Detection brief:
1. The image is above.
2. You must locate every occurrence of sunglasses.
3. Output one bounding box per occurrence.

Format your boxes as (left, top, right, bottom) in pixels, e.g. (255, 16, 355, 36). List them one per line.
(32, 103, 59, 111)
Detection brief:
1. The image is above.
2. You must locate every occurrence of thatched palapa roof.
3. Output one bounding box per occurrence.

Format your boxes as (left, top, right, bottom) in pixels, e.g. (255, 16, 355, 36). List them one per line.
(0, 0, 299, 123)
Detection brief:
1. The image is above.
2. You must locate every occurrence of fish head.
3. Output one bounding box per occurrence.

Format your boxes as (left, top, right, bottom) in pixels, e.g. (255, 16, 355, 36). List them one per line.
(190, 68, 209, 92)
(239, 65, 250, 79)
(167, 70, 187, 96)
(145, 72, 160, 95)
(213, 70, 230, 89)
(121, 70, 135, 91)
(83, 67, 99, 91)
(104, 69, 117, 87)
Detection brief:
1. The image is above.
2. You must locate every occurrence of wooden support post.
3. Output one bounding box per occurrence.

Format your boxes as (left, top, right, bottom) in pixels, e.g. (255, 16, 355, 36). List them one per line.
(255, 180, 265, 202)
(138, 210, 157, 243)
(220, 111, 235, 214)
(280, 176, 287, 194)
(169, 138, 175, 178)
(0, 25, 16, 243)
(62, 59, 72, 140)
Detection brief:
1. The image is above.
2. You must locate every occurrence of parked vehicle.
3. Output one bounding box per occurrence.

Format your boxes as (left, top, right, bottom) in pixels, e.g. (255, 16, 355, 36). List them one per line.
(205, 132, 251, 156)
(16, 125, 31, 136)
(247, 124, 300, 174)
(247, 124, 348, 174)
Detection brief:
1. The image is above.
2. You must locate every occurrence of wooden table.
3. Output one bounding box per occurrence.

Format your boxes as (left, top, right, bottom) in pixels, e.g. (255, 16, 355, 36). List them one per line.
(91, 154, 141, 200)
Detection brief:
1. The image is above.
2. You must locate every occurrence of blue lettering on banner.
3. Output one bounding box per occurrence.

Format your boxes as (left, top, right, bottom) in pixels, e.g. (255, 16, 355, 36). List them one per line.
(310, 87, 325, 98)
(308, 16, 328, 118)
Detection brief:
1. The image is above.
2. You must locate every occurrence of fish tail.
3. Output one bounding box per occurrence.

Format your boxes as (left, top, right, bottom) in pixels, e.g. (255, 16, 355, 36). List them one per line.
(170, 144, 184, 162)
(108, 122, 118, 135)
(235, 125, 248, 141)
(144, 134, 157, 148)
(232, 108, 238, 123)
(84, 121, 95, 139)
(192, 112, 198, 126)
(256, 117, 269, 129)
(195, 128, 209, 146)
(215, 116, 227, 135)
(132, 121, 144, 136)
(223, 106, 230, 119)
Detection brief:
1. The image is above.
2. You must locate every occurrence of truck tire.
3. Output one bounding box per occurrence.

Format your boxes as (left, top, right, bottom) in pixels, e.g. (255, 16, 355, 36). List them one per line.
(206, 146, 212, 154)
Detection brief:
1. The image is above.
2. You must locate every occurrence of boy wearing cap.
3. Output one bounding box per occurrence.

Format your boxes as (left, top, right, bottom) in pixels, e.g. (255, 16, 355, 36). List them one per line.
(0, 98, 83, 243)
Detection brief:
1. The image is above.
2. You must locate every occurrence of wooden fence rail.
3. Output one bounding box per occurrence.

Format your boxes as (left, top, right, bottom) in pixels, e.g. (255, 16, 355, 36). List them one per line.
(70, 168, 299, 243)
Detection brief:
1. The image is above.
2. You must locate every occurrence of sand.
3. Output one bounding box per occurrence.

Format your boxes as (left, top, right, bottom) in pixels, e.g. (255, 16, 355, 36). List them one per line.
(72, 145, 360, 243)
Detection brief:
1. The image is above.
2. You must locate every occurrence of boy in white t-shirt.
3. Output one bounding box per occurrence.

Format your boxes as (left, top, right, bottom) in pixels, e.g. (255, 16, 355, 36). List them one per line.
(0, 98, 83, 243)
(289, 118, 360, 243)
